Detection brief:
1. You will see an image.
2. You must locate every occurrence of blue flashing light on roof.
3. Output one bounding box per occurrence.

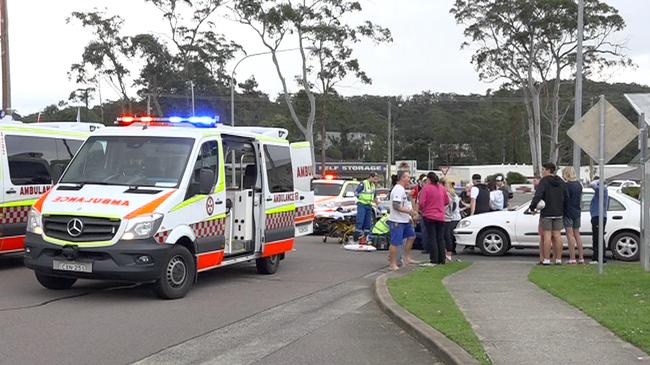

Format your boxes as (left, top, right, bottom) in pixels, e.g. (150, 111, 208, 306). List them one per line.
(188, 116, 216, 125)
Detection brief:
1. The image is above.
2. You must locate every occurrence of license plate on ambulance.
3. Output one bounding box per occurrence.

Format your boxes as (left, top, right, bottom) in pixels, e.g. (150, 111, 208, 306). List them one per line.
(53, 260, 93, 273)
(297, 224, 310, 235)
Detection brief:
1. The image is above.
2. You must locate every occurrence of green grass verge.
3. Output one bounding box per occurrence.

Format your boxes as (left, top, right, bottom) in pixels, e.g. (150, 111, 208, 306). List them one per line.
(388, 262, 491, 365)
(530, 263, 650, 353)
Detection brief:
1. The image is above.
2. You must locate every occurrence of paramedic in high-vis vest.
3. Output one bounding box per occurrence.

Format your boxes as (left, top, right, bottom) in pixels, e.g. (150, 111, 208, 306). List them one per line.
(354, 172, 380, 243)
(369, 213, 390, 248)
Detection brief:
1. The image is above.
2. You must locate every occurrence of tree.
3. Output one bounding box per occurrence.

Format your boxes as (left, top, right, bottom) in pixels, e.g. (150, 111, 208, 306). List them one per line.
(305, 2, 391, 172)
(130, 34, 174, 115)
(234, 0, 318, 167)
(451, 0, 631, 172)
(68, 11, 132, 112)
(536, 0, 630, 164)
(145, 0, 241, 93)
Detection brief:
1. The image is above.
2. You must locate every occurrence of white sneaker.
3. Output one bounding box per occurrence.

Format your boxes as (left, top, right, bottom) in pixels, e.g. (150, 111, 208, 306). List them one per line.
(419, 262, 437, 267)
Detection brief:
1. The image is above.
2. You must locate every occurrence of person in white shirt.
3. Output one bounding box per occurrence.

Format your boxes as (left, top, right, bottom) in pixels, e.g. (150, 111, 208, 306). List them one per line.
(388, 171, 418, 271)
(488, 182, 504, 211)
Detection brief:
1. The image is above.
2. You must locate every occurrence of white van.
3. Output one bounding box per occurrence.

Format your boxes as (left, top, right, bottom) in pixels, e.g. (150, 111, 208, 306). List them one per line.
(0, 123, 93, 255)
(24, 117, 314, 299)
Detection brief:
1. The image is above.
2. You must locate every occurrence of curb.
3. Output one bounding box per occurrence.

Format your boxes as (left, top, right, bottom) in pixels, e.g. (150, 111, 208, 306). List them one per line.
(374, 271, 479, 365)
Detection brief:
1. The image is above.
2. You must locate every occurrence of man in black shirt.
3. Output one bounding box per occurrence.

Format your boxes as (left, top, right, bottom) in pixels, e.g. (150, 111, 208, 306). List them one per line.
(470, 174, 490, 215)
(529, 163, 569, 265)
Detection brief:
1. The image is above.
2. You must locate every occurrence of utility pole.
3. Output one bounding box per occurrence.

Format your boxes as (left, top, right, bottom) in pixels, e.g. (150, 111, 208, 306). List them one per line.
(189, 81, 195, 116)
(386, 101, 392, 186)
(97, 78, 104, 124)
(0, 0, 11, 114)
(572, 0, 584, 180)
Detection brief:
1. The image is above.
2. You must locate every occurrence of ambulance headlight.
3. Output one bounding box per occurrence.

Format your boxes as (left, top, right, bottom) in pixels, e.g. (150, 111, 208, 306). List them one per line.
(122, 214, 164, 240)
(26, 208, 43, 235)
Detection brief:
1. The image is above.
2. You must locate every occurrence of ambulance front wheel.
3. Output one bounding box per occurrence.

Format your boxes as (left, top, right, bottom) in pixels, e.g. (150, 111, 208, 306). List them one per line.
(256, 254, 280, 275)
(35, 272, 77, 290)
(154, 245, 196, 299)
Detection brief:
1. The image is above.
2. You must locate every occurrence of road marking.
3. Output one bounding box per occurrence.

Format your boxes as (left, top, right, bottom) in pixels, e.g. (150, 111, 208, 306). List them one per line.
(133, 280, 372, 365)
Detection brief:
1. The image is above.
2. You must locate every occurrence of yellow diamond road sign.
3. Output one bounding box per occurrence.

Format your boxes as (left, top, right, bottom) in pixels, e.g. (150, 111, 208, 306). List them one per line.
(567, 99, 638, 163)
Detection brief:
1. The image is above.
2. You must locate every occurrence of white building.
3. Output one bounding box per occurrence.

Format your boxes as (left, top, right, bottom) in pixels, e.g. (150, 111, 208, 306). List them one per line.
(435, 164, 635, 185)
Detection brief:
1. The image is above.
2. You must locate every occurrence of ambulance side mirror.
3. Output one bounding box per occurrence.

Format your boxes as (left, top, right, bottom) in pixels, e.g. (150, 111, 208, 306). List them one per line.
(51, 164, 65, 183)
(199, 168, 215, 195)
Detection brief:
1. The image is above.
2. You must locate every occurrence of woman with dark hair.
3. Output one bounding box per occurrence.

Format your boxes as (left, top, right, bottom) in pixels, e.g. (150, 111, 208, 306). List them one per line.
(418, 172, 449, 266)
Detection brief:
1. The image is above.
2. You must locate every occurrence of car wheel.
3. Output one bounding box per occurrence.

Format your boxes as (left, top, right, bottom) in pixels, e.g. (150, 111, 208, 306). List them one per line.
(154, 245, 195, 299)
(256, 254, 280, 275)
(477, 228, 509, 256)
(610, 231, 640, 262)
(35, 272, 77, 290)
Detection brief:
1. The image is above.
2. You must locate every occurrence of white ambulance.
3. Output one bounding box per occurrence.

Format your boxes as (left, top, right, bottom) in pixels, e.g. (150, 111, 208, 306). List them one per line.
(24, 117, 314, 299)
(0, 122, 98, 255)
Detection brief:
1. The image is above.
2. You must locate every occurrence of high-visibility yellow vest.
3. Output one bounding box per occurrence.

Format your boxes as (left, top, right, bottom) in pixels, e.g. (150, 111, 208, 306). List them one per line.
(372, 215, 390, 235)
(357, 179, 375, 205)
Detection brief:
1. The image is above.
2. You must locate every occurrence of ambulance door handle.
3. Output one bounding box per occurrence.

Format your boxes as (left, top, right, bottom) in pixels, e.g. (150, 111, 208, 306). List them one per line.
(215, 199, 223, 205)
(266, 198, 273, 202)
(5, 188, 16, 194)
(299, 195, 305, 200)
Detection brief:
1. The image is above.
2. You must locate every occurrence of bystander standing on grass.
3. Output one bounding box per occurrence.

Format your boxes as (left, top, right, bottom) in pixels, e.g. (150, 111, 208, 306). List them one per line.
(562, 167, 585, 264)
(589, 177, 609, 264)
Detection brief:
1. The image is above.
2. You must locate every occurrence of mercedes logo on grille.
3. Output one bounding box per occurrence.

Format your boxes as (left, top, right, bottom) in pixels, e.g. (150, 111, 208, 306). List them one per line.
(66, 218, 84, 237)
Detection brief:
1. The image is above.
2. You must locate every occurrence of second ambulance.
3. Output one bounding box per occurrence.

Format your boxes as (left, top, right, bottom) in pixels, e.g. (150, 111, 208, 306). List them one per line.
(24, 117, 314, 299)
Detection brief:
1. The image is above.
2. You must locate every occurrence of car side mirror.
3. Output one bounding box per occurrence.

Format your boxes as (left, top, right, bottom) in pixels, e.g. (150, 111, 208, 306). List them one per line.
(199, 168, 215, 195)
(345, 191, 355, 198)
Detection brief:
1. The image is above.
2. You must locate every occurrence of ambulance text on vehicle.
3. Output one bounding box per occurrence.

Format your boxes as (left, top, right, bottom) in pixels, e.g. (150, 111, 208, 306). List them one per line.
(0, 122, 94, 255)
(24, 117, 314, 299)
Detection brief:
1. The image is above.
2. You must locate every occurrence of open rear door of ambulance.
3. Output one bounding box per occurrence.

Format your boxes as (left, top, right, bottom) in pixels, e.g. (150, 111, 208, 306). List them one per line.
(290, 142, 314, 236)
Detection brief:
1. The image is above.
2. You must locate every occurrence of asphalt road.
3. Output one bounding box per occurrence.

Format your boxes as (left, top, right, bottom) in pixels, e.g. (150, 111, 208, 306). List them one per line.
(0, 237, 440, 365)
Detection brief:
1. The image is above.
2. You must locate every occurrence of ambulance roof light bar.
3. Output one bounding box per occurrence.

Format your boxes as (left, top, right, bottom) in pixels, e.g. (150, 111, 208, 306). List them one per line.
(214, 125, 289, 139)
(116, 116, 219, 128)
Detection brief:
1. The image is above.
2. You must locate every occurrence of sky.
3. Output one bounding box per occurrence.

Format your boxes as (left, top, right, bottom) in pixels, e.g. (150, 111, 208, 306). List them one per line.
(5, 0, 650, 114)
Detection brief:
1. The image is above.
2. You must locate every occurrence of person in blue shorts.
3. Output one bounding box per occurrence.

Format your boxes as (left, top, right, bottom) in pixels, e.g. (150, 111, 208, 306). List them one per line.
(388, 170, 418, 271)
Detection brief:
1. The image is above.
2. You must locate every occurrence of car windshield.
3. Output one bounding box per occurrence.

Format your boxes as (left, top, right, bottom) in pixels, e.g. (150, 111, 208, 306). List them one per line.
(61, 136, 194, 188)
(313, 182, 343, 196)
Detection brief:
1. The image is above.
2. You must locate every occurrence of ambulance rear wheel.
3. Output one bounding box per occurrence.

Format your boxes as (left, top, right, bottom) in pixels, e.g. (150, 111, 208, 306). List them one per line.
(154, 245, 195, 299)
(256, 254, 280, 275)
(35, 272, 77, 290)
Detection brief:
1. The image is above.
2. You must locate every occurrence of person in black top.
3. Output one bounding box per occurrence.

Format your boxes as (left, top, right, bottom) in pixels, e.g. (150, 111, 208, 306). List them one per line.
(470, 174, 490, 215)
(529, 163, 569, 265)
(496, 175, 511, 209)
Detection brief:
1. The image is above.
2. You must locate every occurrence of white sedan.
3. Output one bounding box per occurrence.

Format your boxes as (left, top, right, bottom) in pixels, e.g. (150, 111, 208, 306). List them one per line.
(454, 189, 641, 261)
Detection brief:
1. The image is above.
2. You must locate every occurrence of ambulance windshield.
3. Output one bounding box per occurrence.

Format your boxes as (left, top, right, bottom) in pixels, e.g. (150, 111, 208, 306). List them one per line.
(61, 136, 194, 188)
(313, 182, 343, 196)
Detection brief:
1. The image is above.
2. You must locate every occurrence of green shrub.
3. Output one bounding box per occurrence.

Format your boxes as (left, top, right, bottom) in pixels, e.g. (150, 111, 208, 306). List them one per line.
(506, 171, 527, 185)
(622, 186, 640, 199)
